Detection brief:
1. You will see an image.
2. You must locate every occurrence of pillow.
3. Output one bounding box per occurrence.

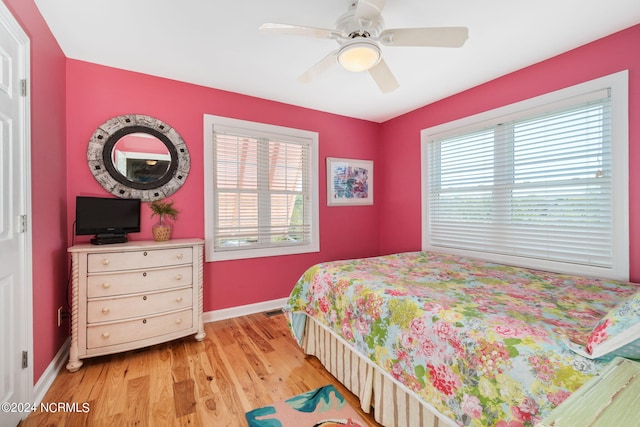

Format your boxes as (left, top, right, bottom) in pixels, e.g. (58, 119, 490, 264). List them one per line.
(579, 290, 640, 359)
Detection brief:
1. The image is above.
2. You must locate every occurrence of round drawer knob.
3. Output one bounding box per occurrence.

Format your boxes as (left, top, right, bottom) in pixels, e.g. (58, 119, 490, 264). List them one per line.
(101, 259, 110, 266)
(175, 318, 182, 325)
(101, 332, 110, 339)
(101, 282, 111, 289)
(102, 308, 110, 314)
(175, 274, 183, 281)
(143, 296, 147, 301)
(176, 253, 184, 260)
(142, 319, 147, 324)
(176, 297, 183, 303)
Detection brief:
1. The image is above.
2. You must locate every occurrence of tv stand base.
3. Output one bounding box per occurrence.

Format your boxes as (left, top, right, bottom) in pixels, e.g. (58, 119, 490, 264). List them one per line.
(91, 234, 128, 245)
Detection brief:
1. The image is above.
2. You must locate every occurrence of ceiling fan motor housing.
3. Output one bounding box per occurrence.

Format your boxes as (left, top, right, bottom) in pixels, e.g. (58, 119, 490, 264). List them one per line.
(335, 2, 384, 42)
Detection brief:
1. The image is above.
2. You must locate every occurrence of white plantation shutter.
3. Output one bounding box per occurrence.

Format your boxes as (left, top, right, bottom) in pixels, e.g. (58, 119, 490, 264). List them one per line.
(423, 72, 629, 279)
(204, 115, 319, 261)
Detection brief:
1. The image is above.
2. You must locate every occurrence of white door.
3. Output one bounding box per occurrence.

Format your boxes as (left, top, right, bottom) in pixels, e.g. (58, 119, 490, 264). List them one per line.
(0, 3, 31, 427)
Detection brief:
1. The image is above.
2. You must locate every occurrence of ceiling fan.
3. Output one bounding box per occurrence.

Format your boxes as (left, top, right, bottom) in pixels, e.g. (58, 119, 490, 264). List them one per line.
(259, 0, 468, 93)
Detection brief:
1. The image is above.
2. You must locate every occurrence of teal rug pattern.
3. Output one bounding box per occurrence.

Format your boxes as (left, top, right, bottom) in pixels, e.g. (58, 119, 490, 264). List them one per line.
(245, 384, 367, 427)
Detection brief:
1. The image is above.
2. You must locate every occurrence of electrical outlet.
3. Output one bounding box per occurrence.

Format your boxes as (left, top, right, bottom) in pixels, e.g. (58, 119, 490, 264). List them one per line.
(57, 306, 63, 327)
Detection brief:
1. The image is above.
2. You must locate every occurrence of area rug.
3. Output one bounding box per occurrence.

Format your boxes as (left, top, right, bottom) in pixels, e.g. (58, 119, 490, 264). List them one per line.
(245, 384, 368, 426)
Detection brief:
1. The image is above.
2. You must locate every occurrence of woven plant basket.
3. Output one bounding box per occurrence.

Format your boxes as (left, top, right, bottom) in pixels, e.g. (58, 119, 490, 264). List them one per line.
(152, 225, 172, 242)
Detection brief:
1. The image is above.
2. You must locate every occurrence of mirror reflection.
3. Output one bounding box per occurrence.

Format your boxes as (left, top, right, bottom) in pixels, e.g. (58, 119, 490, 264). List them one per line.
(112, 132, 171, 184)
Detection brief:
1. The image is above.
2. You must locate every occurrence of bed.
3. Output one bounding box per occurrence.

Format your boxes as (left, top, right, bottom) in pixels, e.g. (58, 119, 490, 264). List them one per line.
(283, 251, 640, 427)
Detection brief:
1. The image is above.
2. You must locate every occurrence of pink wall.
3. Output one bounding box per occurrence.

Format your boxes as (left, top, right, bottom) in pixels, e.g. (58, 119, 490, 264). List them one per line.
(66, 60, 381, 311)
(4, 0, 68, 383)
(378, 24, 640, 281)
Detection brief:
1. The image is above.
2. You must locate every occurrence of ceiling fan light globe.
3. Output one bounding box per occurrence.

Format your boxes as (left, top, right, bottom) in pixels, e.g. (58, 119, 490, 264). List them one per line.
(338, 42, 381, 72)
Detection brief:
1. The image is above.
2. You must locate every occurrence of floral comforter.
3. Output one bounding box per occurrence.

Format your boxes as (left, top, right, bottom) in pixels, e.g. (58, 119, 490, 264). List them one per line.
(283, 252, 640, 426)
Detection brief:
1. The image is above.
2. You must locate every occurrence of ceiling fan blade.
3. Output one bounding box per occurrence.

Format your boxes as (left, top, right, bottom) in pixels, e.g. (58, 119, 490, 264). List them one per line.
(379, 27, 469, 47)
(355, 0, 386, 23)
(259, 23, 342, 40)
(298, 50, 339, 83)
(368, 58, 399, 93)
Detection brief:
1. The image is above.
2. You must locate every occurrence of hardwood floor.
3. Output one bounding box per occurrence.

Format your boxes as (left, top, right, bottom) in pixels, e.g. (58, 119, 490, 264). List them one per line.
(20, 312, 381, 427)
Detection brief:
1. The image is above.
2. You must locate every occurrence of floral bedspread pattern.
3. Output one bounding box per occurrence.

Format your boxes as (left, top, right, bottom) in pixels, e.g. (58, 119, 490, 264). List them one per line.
(283, 252, 640, 427)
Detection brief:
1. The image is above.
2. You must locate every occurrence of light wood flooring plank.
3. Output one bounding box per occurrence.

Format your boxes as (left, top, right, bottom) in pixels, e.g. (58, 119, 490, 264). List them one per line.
(126, 375, 150, 425)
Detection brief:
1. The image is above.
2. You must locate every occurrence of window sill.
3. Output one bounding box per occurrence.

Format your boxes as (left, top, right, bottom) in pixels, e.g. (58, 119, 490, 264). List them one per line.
(205, 241, 319, 262)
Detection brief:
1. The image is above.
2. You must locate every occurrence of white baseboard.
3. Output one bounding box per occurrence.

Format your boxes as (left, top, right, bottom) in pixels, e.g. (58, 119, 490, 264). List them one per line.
(33, 337, 70, 405)
(203, 297, 289, 323)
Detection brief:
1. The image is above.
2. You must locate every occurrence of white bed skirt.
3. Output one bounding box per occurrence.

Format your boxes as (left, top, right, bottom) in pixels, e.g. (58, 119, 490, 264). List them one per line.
(301, 315, 456, 427)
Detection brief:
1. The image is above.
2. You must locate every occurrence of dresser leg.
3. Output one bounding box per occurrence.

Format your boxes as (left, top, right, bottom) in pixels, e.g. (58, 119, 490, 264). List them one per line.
(195, 324, 206, 341)
(66, 358, 83, 372)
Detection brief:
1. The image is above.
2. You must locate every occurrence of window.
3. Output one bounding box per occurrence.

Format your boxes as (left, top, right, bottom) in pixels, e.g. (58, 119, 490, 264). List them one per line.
(421, 71, 629, 280)
(204, 115, 319, 261)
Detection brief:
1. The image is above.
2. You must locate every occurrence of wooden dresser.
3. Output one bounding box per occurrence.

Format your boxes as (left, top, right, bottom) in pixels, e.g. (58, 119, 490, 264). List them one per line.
(66, 239, 205, 372)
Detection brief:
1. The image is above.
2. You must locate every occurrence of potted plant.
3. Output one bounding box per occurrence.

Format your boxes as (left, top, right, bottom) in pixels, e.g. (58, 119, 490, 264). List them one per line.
(149, 199, 179, 241)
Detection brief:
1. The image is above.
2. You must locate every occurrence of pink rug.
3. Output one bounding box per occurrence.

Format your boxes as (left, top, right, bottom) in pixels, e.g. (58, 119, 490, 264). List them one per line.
(245, 384, 368, 426)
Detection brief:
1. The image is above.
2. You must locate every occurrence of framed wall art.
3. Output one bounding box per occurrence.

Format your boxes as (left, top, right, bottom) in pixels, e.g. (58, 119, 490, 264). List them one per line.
(326, 157, 373, 206)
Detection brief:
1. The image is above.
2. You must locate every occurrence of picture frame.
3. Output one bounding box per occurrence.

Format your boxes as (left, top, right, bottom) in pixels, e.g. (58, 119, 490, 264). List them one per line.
(326, 157, 373, 206)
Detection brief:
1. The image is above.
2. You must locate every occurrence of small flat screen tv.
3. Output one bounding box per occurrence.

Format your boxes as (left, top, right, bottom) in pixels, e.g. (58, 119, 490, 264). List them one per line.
(76, 196, 141, 245)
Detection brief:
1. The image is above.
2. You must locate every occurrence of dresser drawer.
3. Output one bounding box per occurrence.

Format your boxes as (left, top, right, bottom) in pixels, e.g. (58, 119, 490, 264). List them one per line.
(87, 247, 192, 273)
(87, 287, 192, 323)
(86, 309, 193, 349)
(87, 265, 192, 298)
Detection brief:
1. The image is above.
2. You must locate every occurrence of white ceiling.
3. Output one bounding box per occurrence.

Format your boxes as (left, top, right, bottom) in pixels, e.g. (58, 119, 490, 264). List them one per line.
(35, 0, 640, 123)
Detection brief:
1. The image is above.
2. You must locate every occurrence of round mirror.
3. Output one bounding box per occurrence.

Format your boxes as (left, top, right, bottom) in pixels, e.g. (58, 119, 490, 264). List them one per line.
(87, 115, 190, 201)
